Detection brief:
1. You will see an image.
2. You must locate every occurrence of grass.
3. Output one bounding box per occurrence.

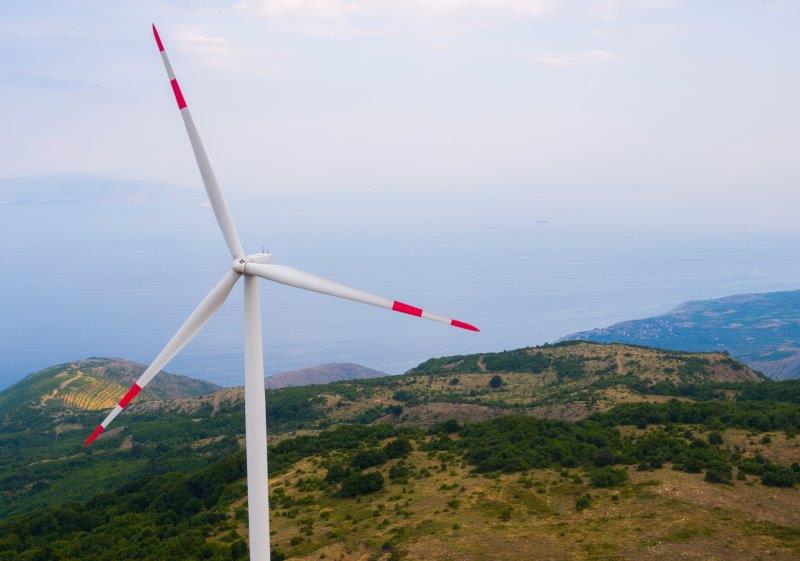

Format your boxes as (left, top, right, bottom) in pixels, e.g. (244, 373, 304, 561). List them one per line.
(225, 434, 800, 561)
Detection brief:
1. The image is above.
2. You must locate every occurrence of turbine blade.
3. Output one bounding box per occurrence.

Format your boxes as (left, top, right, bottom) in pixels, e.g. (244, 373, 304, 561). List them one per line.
(151, 24, 244, 259)
(84, 271, 240, 445)
(244, 263, 479, 332)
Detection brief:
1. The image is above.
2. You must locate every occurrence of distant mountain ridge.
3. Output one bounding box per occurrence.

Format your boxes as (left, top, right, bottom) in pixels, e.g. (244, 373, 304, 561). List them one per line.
(0, 357, 219, 418)
(563, 289, 800, 379)
(265, 362, 387, 389)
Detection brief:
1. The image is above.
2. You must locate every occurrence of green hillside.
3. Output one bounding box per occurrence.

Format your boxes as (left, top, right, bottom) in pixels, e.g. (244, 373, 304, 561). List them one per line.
(2, 343, 800, 560)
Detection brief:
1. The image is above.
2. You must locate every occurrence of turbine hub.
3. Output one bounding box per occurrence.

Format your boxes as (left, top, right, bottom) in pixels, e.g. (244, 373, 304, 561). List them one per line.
(232, 251, 273, 274)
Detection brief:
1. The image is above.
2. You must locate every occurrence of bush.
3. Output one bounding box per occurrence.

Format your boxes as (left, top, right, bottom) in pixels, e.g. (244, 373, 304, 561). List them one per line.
(351, 449, 388, 470)
(489, 375, 504, 389)
(339, 472, 385, 497)
(589, 467, 628, 488)
(704, 460, 732, 484)
(575, 493, 592, 511)
(383, 438, 413, 460)
(592, 447, 617, 467)
(389, 462, 409, 481)
(392, 390, 416, 403)
(761, 467, 799, 488)
(325, 463, 349, 484)
(707, 432, 724, 445)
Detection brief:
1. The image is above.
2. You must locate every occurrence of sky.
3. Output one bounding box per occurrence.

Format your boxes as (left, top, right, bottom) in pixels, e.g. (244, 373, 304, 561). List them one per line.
(2, 1, 799, 229)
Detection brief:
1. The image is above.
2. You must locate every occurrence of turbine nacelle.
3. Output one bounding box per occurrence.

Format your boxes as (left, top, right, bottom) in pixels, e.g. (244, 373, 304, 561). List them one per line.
(233, 252, 273, 274)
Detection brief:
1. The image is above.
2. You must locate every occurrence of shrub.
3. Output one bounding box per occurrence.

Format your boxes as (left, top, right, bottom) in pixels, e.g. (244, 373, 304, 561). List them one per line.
(707, 432, 724, 445)
(489, 375, 504, 389)
(339, 472, 385, 497)
(761, 468, 799, 488)
(592, 447, 617, 467)
(575, 493, 592, 511)
(351, 449, 388, 470)
(704, 460, 732, 484)
(325, 463, 349, 484)
(589, 467, 628, 488)
(552, 356, 585, 381)
(383, 438, 413, 460)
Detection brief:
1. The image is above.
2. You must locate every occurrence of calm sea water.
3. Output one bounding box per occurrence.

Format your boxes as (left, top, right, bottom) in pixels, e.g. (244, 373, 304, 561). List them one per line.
(3, 200, 800, 388)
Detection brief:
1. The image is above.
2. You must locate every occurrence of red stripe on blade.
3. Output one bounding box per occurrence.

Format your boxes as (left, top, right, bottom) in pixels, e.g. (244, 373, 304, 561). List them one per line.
(170, 79, 187, 109)
(392, 301, 423, 317)
(118, 383, 142, 408)
(152, 24, 165, 52)
(84, 425, 104, 446)
(451, 319, 480, 332)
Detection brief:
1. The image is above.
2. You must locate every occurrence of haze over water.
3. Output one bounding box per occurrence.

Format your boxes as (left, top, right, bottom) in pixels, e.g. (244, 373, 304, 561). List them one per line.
(4, 195, 800, 389)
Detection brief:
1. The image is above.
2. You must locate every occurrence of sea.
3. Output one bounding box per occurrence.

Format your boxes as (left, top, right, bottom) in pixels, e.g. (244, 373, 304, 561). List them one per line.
(3, 197, 800, 389)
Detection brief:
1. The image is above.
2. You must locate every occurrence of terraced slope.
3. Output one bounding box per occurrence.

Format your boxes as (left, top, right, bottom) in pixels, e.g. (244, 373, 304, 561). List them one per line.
(0, 357, 219, 418)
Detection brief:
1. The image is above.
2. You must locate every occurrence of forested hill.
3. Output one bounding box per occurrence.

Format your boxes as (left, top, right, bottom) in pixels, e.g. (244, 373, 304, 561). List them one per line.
(564, 289, 800, 380)
(3, 343, 800, 560)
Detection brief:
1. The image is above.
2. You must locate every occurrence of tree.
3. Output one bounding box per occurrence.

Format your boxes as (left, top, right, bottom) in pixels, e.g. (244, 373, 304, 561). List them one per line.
(339, 472, 385, 497)
(489, 375, 504, 389)
(351, 449, 388, 470)
(704, 460, 732, 484)
(589, 467, 628, 488)
(325, 463, 349, 484)
(761, 467, 799, 488)
(383, 438, 413, 459)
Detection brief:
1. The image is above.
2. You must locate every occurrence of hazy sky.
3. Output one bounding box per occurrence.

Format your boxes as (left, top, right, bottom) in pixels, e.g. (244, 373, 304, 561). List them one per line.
(2, 1, 799, 227)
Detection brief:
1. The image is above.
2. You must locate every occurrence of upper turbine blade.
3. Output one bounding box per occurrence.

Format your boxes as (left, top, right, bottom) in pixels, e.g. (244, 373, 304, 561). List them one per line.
(151, 24, 244, 259)
(84, 270, 240, 445)
(243, 263, 479, 332)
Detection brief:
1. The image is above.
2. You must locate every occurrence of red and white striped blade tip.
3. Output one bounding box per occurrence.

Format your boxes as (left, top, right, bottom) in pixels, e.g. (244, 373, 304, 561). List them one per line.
(83, 383, 142, 446)
(84, 425, 104, 446)
(451, 319, 480, 332)
(390, 300, 479, 331)
(152, 23, 164, 52)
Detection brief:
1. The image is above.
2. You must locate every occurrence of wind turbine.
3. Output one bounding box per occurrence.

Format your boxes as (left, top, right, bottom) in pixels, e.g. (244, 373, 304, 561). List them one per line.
(84, 24, 479, 561)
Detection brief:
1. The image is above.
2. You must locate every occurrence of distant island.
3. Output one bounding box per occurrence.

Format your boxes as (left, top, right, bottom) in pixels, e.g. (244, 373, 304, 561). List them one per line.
(564, 289, 800, 379)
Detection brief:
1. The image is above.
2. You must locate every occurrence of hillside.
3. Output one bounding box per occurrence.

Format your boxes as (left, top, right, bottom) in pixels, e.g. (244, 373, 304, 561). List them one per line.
(564, 289, 800, 379)
(2, 344, 800, 560)
(128, 342, 764, 433)
(265, 363, 387, 390)
(0, 357, 219, 419)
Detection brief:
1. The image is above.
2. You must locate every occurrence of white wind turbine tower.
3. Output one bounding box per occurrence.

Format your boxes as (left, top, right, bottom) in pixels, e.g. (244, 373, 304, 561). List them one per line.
(84, 24, 479, 561)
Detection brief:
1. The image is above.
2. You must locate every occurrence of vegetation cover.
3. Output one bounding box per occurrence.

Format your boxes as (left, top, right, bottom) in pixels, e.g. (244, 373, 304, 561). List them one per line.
(2, 343, 800, 560)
